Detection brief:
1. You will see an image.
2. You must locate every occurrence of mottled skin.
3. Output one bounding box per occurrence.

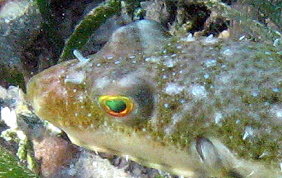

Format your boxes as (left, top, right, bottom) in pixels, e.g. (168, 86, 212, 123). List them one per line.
(27, 20, 282, 177)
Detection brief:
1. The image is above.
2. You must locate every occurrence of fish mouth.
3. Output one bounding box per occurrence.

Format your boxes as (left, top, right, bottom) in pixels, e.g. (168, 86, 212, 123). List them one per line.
(63, 126, 200, 177)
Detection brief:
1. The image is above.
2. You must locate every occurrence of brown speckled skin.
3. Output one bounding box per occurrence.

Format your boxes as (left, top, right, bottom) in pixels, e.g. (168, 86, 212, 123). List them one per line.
(27, 20, 282, 177)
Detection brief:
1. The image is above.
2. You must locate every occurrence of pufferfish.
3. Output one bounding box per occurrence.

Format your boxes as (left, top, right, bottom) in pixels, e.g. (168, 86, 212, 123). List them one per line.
(27, 20, 282, 177)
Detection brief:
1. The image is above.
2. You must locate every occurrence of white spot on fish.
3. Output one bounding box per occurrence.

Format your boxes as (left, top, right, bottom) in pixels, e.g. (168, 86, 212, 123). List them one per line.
(164, 103, 169, 108)
(164, 104, 191, 135)
(176, 45, 182, 49)
(267, 57, 274, 61)
(272, 88, 280, 92)
(164, 113, 183, 135)
(95, 77, 111, 89)
(77, 94, 85, 102)
(165, 83, 185, 95)
(239, 35, 245, 40)
(145, 56, 161, 63)
(119, 74, 138, 87)
(247, 171, 255, 176)
(270, 105, 282, 121)
(251, 90, 259, 97)
(179, 99, 186, 104)
(204, 59, 217, 67)
(214, 112, 223, 124)
(204, 74, 210, 79)
(114, 60, 120, 64)
(219, 74, 231, 85)
(242, 126, 254, 140)
(106, 55, 114, 60)
(164, 58, 176, 68)
(259, 152, 268, 158)
(273, 38, 280, 47)
(64, 71, 86, 84)
(189, 85, 207, 99)
(222, 48, 233, 56)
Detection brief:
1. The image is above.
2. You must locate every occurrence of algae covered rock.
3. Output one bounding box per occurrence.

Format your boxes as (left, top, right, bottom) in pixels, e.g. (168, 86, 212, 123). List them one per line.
(0, 145, 37, 177)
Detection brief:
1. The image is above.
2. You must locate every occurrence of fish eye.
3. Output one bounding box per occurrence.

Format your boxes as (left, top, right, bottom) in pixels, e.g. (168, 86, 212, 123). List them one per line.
(98, 95, 134, 117)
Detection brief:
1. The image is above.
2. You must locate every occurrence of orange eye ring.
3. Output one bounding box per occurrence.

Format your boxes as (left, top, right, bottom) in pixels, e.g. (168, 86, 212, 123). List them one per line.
(98, 95, 134, 117)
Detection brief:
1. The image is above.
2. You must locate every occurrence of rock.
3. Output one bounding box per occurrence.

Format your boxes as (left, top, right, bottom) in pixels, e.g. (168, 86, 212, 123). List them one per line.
(58, 150, 132, 178)
(141, 0, 177, 27)
(34, 136, 78, 177)
(0, 0, 42, 88)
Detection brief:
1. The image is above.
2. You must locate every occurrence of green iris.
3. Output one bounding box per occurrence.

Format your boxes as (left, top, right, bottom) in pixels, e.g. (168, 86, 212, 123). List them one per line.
(105, 100, 127, 113)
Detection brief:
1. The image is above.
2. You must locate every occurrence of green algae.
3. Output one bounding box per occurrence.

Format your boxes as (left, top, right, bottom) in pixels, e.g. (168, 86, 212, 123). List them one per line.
(59, 0, 121, 61)
(241, 0, 282, 29)
(36, 0, 64, 57)
(122, 0, 143, 19)
(0, 66, 26, 90)
(0, 145, 38, 177)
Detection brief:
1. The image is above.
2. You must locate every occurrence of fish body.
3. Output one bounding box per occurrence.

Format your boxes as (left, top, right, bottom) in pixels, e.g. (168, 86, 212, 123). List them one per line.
(27, 20, 282, 177)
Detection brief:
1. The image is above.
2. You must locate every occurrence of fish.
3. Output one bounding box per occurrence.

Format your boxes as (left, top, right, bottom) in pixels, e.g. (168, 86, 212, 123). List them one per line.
(27, 20, 282, 178)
